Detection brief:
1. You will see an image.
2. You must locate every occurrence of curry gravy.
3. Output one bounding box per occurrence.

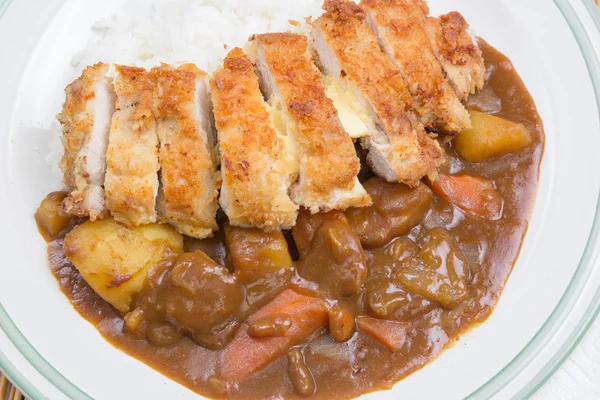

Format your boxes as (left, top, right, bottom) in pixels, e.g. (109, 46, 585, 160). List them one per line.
(44, 40, 544, 399)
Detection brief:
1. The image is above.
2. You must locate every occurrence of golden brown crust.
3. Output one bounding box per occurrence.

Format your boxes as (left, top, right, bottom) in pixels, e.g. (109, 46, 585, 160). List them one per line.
(211, 48, 298, 230)
(360, 0, 470, 134)
(58, 63, 112, 220)
(61, 187, 108, 220)
(436, 12, 478, 66)
(313, 0, 445, 185)
(323, 0, 366, 21)
(105, 65, 159, 227)
(113, 66, 155, 124)
(314, 1, 414, 135)
(58, 63, 108, 189)
(426, 11, 485, 100)
(153, 64, 219, 238)
(255, 33, 370, 211)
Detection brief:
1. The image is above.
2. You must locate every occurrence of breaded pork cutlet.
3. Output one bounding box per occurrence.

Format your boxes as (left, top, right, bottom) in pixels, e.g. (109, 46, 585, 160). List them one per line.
(425, 11, 485, 101)
(153, 64, 220, 239)
(252, 32, 371, 213)
(58, 63, 115, 220)
(104, 66, 160, 227)
(211, 48, 298, 231)
(361, 0, 470, 134)
(311, 0, 445, 186)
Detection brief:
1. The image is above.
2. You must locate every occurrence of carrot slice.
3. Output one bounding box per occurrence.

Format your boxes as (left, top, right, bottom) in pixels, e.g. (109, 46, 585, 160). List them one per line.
(219, 289, 328, 383)
(356, 316, 408, 351)
(428, 174, 503, 220)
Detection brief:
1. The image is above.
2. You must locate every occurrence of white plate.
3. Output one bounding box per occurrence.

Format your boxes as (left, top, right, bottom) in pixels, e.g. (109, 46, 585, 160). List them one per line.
(0, 0, 599, 399)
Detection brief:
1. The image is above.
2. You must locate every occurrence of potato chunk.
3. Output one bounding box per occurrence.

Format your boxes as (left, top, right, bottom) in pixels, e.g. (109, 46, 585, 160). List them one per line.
(225, 224, 294, 310)
(63, 218, 184, 313)
(345, 178, 433, 249)
(365, 239, 435, 321)
(35, 192, 73, 242)
(395, 228, 470, 309)
(136, 223, 185, 253)
(137, 251, 245, 349)
(453, 110, 532, 162)
(293, 210, 367, 298)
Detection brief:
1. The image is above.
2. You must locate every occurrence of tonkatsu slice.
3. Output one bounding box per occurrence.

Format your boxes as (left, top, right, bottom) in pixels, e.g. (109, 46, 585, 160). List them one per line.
(361, 0, 470, 134)
(153, 64, 220, 239)
(58, 62, 115, 221)
(311, 0, 445, 186)
(211, 48, 298, 230)
(104, 66, 160, 227)
(252, 32, 371, 213)
(425, 10, 485, 101)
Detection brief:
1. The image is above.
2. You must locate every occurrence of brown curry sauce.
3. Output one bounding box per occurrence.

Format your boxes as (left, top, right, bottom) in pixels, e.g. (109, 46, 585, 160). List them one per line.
(41, 40, 544, 399)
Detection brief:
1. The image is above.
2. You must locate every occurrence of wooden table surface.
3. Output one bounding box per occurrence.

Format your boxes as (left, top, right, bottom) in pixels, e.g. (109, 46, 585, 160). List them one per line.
(0, 373, 24, 400)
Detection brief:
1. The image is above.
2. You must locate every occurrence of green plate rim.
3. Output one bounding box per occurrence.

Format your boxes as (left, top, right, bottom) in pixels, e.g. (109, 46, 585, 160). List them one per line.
(468, 0, 600, 397)
(0, 0, 598, 399)
(584, 0, 600, 33)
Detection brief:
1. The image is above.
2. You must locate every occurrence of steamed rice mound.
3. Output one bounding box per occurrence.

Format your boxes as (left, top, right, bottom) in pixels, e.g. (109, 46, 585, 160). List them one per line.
(73, 0, 326, 73)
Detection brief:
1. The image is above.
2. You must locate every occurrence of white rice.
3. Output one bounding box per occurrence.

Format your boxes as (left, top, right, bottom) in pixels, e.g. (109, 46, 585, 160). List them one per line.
(73, 0, 326, 73)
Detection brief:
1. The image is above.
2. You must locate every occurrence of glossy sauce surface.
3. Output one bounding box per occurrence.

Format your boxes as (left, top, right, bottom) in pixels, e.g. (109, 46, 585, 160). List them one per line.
(44, 40, 544, 399)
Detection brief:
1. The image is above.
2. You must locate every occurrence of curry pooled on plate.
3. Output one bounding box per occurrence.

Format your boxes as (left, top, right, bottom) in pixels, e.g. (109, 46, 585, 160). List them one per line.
(35, 0, 544, 398)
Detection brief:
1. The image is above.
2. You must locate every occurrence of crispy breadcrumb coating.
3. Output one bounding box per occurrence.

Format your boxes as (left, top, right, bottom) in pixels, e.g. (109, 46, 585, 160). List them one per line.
(153, 64, 220, 239)
(426, 11, 485, 101)
(361, 0, 471, 134)
(105, 65, 159, 227)
(312, 0, 445, 186)
(254, 32, 371, 212)
(211, 48, 298, 230)
(58, 62, 114, 220)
